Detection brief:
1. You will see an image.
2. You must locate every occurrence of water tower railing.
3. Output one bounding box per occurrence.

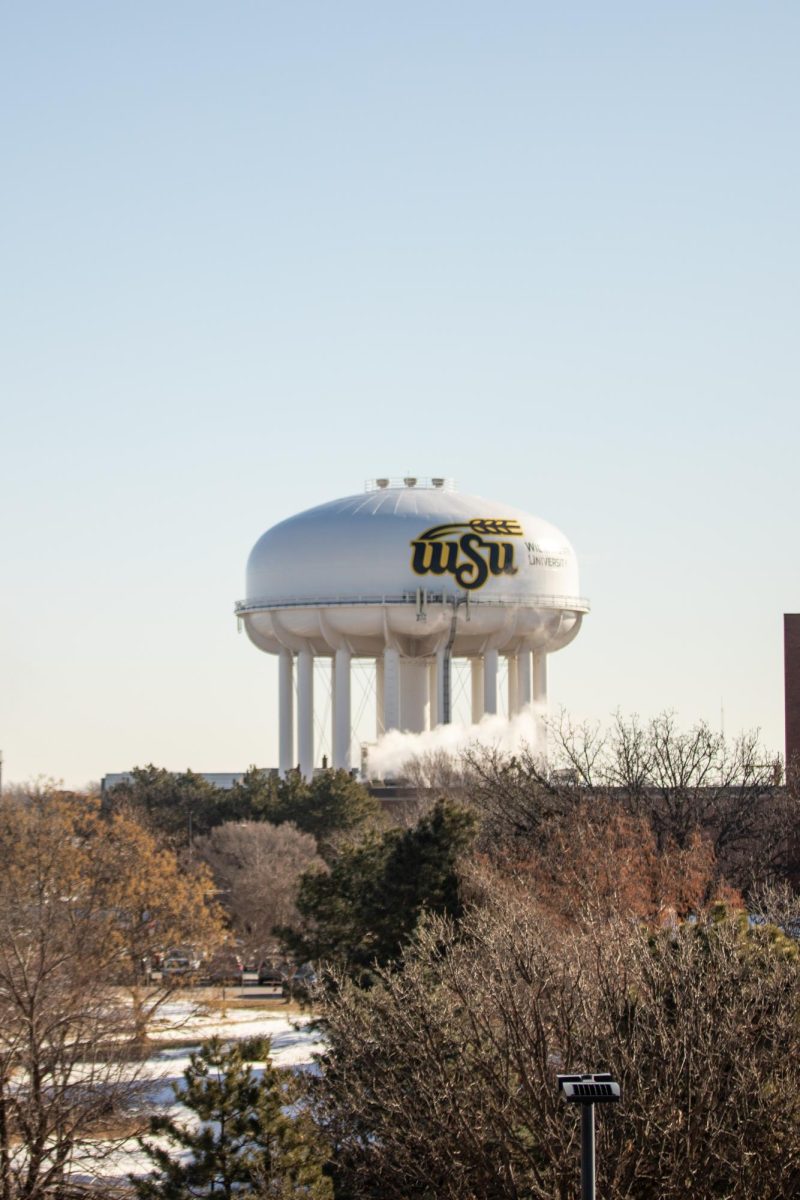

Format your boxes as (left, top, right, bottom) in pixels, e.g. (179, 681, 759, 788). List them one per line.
(235, 592, 590, 614)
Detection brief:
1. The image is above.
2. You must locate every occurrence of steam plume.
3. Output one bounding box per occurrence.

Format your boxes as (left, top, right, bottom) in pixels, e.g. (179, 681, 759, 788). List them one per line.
(366, 704, 546, 780)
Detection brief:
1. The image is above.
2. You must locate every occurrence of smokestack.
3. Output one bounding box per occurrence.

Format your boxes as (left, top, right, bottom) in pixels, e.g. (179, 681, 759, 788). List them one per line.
(784, 614, 800, 780)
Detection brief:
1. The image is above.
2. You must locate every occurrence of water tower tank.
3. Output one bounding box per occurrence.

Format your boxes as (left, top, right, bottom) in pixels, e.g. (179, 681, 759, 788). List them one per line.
(236, 477, 588, 776)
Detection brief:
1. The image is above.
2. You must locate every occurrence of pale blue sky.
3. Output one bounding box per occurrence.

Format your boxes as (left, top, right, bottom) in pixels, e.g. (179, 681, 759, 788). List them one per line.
(2, 2, 798, 786)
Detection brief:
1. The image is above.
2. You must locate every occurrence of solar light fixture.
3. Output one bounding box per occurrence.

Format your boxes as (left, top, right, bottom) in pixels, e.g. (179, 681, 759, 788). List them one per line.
(558, 1073, 620, 1104)
(557, 1074, 620, 1200)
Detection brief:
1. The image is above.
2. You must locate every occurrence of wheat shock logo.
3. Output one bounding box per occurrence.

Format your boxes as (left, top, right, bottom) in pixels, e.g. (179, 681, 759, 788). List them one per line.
(411, 518, 523, 590)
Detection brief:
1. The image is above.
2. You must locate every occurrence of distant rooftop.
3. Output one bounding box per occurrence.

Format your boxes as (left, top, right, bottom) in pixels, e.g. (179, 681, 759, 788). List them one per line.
(101, 771, 266, 793)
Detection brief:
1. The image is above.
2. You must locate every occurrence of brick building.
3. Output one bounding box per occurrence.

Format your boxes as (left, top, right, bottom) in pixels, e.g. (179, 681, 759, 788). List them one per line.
(785, 614, 800, 779)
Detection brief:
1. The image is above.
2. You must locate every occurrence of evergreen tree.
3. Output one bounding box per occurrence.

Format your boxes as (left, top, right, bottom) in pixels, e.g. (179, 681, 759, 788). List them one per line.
(282, 799, 477, 979)
(133, 1037, 331, 1199)
(290, 771, 382, 855)
(109, 766, 381, 859)
(227, 768, 382, 859)
(106, 765, 224, 848)
(213, 766, 278, 825)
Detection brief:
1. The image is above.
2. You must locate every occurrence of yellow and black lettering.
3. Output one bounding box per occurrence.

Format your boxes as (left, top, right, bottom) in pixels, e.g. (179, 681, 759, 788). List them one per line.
(410, 519, 521, 591)
(411, 539, 459, 575)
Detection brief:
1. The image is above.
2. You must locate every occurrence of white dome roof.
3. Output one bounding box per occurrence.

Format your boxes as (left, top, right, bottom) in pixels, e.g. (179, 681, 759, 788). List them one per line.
(243, 482, 583, 608)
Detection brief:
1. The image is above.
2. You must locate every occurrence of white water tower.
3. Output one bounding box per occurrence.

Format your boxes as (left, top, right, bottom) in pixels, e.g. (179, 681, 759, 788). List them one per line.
(236, 477, 588, 777)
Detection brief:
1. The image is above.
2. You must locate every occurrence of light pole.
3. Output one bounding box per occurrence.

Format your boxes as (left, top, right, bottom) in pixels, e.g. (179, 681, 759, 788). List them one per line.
(557, 1073, 620, 1200)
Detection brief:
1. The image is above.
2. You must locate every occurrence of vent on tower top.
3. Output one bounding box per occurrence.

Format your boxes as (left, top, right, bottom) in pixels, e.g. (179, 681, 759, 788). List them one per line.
(364, 476, 456, 492)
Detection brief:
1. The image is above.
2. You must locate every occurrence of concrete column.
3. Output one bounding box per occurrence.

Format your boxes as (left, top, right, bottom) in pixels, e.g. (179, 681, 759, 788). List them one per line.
(330, 654, 336, 764)
(533, 651, 548, 707)
(332, 648, 351, 771)
(533, 650, 548, 753)
(471, 659, 484, 723)
(383, 648, 401, 733)
(297, 649, 314, 779)
(278, 649, 294, 777)
(428, 660, 439, 728)
(401, 660, 429, 732)
(507, 654, 519, 716)
(517, 649, 532, 710)
(375, 655, 385, 736)
(484, 648, 499, 716)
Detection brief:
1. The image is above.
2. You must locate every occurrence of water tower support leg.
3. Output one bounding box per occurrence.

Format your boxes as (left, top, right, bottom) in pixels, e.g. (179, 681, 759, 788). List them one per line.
(375, 655, 385, 735)
(471, 659, 484, 723)
(518, 650, 532, 710)
(484, 649, 499, 716)
(383, 648, 401, 733)
(333, 648, 351, 771)
(298, 649, 315, 779)
(330, 655, 336, 762)
(400, 660, 429, 732)
(533, 651, 547, 706)
(429, 659, 439, 728)
(278, 649, 294, 777)
(533, 651, 548, 752)
(507, 654, 519, 716)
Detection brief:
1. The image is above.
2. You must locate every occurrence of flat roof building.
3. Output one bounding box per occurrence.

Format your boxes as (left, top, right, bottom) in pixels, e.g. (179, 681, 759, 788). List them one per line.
(785, 614, 800, 779)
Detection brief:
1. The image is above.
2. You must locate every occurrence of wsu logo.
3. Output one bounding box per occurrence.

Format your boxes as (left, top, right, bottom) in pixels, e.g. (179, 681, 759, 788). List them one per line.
(410, 518, 522, 591)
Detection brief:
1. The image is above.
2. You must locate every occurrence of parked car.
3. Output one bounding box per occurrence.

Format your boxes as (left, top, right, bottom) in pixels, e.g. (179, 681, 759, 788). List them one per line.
(161, 955, 195, 978)
(157, 947, 202, 981)
(282, 962, 319, 1003)
(258, 960, 290, 987)
(203, 951, 244, 986)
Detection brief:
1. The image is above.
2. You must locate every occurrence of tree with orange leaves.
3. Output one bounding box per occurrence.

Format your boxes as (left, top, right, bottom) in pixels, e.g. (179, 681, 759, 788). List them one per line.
(92, 804, 226, 1040)
(508, 795, 735, 926)
(0, 784, 226, 1199)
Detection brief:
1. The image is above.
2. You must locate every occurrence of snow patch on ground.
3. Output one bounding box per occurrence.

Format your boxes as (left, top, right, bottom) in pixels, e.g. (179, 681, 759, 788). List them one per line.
(71, 1004, 325, 1187)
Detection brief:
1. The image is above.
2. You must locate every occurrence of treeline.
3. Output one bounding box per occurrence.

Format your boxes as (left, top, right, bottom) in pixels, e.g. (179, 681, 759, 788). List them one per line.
(6, 712, 800, 1197)
(111, 714, 800, 1198)
(104, 766, 473, 971)
(302, 714, 800, 1200)
(104, 764, 380, 853)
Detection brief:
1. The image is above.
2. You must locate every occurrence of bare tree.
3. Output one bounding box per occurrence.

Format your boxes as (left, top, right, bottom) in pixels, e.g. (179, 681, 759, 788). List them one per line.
(311, 887, 800, 1200)
(194, 821, 325, 960)
(463, 711, 798, 891)
(747, 878, 800, 931)
(0, 790, 146, 1199)
(461, 742, 578, 850)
